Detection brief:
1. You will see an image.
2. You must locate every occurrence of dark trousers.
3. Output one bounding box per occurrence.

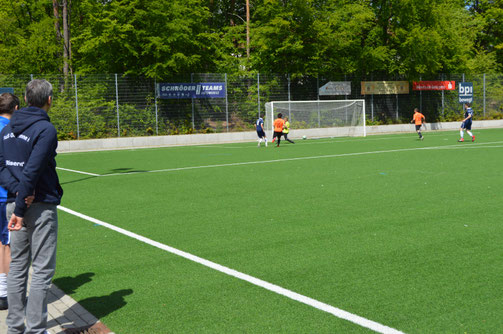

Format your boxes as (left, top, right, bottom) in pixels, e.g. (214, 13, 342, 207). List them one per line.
(274, 131, 282, 145)
(283, 132, 294, 143)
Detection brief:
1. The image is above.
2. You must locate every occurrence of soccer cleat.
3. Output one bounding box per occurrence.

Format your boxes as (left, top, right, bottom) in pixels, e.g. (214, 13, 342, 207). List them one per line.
(265, 142, 268, 147)
(272, 138, 275, 143)
(458, 138, 464, 142)
(472, 135, 475, 142)
(420, 137, 424, 140)
(0, 296, 8, 310)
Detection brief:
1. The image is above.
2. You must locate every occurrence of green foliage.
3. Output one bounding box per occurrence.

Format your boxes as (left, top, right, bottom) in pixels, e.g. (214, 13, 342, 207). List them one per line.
(1, 0, 502, 76)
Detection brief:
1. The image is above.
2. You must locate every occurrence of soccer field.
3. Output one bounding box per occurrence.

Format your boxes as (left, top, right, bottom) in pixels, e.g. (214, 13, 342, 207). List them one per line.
(54, 129, 503, 333)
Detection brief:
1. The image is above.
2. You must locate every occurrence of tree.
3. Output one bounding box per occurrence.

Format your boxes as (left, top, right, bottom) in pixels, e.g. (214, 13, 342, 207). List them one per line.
(71, 0, 222, 78)
(466, 0, 503, 71)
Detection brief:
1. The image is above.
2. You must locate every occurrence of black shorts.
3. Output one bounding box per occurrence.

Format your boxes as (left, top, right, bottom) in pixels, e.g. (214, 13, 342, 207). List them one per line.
(257, 130, 265, 138)
(274, 131, 283, 139)
(415, 125, 422, 131)
(461, 121, 472, 130)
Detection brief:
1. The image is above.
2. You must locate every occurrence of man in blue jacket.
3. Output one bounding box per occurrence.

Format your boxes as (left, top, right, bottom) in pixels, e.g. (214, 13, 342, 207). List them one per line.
(0, 79, 63, 334)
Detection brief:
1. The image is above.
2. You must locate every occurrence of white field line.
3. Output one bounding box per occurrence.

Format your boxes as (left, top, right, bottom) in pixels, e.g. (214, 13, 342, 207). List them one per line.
(194, 133, 452, 149)
(100, 141, 503, 177)
(55, 167, 100, 177)
(57, 205, 404, 334)
(56, 141, 503, 177)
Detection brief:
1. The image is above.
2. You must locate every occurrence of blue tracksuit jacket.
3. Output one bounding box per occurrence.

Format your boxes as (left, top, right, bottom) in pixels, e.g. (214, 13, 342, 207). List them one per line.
(0, 106, 63, 217)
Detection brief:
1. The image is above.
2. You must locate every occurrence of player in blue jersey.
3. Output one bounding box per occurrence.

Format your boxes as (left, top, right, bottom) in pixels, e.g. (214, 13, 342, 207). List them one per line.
(0, 93, 19, 310)
(458, 103, 475, 142)
(255, 116, 268, 147)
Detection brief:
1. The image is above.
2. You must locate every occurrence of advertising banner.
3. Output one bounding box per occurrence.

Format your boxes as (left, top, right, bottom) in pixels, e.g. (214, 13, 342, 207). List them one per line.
(361, 81, 409, 95)
(458, 82, 473, 103)
(412, 81, 455, 91)
(319, 81, 351, 96)
(158, 83, 226, 99)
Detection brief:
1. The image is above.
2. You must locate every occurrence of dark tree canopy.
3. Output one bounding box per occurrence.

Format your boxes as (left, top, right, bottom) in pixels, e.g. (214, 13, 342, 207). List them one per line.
(0, 0, 501, 78)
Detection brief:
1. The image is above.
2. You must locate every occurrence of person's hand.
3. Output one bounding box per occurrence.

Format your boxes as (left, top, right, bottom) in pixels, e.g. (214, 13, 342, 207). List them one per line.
(8, 214, 23, 231)
(25, 195, 35, 207)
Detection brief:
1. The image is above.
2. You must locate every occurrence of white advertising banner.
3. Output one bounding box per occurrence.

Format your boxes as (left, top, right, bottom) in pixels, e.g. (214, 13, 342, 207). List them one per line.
(319, 81, 351, 96)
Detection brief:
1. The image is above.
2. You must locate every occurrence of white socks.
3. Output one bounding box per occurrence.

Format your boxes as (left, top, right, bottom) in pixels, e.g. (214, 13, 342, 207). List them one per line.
(467, 131, 473, 137)
(460, 130, 464, 138)
(0, 273, 7, 297)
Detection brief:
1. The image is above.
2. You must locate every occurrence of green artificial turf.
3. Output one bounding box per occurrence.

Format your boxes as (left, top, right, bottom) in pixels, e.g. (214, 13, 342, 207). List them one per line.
(54, 129, 503, 333)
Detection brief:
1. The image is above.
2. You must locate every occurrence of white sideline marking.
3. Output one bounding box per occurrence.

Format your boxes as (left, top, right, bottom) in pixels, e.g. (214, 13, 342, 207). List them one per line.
(101, 141, 503, 177)
(56, 141, 503, 177)
(56, 167, 100, 177)
(57, 205, 404, 334)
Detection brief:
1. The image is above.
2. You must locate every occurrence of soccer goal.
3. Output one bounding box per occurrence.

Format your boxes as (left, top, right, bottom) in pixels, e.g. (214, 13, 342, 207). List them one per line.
(264, 100, 366, 138)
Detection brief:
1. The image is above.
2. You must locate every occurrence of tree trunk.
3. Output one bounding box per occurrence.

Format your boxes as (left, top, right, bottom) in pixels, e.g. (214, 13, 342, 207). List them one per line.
(63, 0, 70, 78)
(53, 0, 60, 39)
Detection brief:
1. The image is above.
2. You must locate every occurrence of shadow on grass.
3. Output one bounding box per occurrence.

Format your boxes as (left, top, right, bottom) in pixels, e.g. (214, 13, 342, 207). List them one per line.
(47, 287, 133, 332)
(60, 175, 98, 185)
(52, 272, 95, 295)
(102, 167, 148, 175)
(77, 289, 134, 319)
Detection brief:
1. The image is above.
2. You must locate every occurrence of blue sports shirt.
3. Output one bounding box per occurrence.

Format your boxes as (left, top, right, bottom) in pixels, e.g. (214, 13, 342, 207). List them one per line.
(464, 108, 473, 121)
(0, 116, 9, 201)
(256, 118, 264, 131)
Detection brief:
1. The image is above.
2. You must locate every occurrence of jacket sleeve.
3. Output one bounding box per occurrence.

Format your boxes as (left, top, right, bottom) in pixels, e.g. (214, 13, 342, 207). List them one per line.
(0, 130, 19, 194)
(14, 124, 58, 217)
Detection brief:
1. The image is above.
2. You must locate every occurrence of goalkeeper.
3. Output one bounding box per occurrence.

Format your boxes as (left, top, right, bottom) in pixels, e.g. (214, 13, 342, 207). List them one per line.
(282, 117, 295, 144)
(272, 113, 285, 147)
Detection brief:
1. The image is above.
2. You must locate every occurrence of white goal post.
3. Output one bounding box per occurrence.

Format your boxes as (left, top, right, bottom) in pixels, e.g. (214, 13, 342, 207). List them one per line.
(265, 100, 366, 138)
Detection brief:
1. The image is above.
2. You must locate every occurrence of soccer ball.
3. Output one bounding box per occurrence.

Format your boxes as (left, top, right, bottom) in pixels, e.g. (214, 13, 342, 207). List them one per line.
(302, 135, 307, 140)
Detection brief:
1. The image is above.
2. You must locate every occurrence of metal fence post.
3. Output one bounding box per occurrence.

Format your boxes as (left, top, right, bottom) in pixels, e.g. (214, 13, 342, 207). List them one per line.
(441, 73, 445, 118)
(317, 75, 320, 127)
(154, 78, 159, 135)
(115, 73, 120, 137)
(74, 74, 80, 139)
(225, 73, 229, 132)
(483, 73, 486, 117)
(419, 76, 422, 114)
(257, 73, 260, 117)
(287, 74, 291, 119)
(462, 73, 465, 114)
(191, 73, 195, 130)
(396, 93, 399, 120)
(370, 73, 374, 122)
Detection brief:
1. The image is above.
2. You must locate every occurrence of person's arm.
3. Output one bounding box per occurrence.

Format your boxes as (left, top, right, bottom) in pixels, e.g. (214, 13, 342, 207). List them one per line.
(0, 130, 19, 194)
(14, 125, 58, 218)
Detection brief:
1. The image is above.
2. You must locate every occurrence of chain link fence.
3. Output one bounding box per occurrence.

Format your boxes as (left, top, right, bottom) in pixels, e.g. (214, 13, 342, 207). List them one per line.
(0, 73, 501, 140)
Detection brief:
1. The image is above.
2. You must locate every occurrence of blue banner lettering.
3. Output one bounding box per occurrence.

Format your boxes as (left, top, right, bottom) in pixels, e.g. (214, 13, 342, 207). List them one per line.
(158, 83, 226, 99)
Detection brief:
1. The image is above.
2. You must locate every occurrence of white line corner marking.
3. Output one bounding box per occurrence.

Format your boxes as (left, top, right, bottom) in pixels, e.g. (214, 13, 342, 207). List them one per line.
(57, 205, 404, 334)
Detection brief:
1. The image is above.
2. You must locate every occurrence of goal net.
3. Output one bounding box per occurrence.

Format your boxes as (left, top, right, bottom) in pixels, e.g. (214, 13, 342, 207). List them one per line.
(264, 100, 366, 138)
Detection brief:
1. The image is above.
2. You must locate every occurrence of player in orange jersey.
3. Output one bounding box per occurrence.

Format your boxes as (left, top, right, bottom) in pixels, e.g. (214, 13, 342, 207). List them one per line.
(410, 108, 425, 140)
(272, 113, 285, 147)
